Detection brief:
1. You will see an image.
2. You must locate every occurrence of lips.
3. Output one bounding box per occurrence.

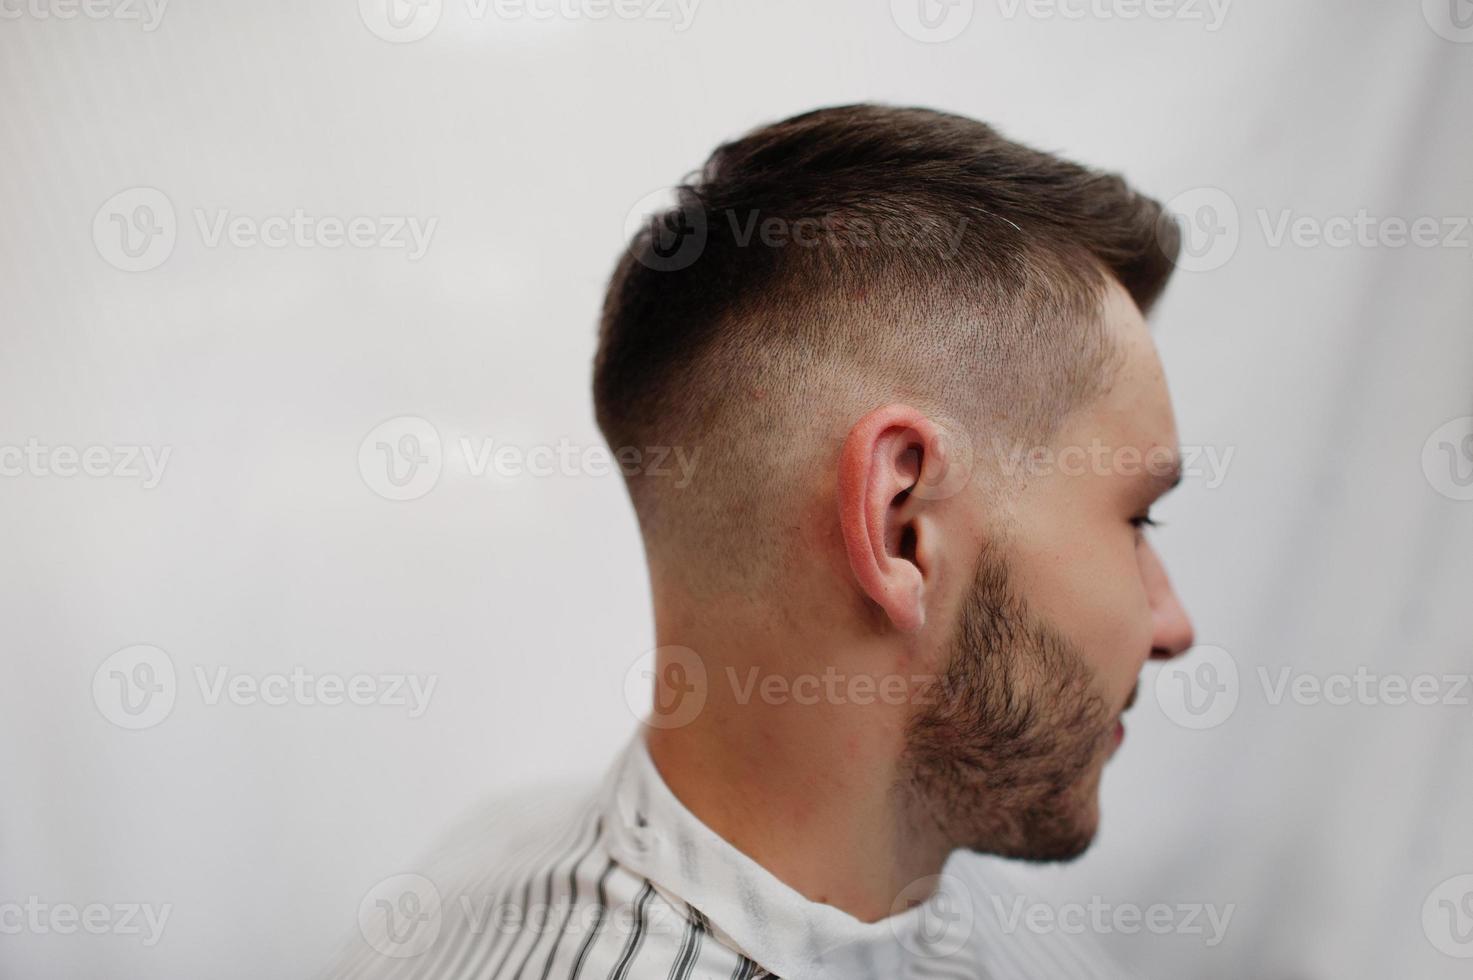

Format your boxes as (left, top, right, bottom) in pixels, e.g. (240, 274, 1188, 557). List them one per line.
(1112, 683, 1140, 750)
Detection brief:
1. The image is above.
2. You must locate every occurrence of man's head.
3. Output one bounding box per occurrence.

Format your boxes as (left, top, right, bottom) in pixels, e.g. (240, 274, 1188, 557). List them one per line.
(596, 104, 1193, 864)
(902, 282, 1193, 860)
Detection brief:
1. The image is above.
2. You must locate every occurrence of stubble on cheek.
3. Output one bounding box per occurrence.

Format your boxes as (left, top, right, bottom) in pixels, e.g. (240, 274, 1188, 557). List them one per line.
(899, 550, 1115, 861)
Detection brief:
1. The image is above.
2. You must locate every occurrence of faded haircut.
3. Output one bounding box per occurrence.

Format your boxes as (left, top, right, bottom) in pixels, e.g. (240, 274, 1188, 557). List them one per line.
(593, 103, 1179, 587)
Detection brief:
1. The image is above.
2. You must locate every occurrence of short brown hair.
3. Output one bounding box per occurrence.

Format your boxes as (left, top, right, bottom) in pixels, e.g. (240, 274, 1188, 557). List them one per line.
(594, 103, 1179, 586)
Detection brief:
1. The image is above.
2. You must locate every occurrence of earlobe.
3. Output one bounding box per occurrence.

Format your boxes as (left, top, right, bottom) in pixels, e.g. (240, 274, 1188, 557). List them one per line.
(837, 404, 950, 634)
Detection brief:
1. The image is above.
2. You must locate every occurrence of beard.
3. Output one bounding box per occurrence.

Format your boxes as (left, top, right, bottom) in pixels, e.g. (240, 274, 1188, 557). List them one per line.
(901, 546, 1116, 862)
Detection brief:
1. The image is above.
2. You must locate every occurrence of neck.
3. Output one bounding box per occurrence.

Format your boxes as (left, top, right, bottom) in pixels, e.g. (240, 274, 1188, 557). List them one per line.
(642, 624, 952, 922)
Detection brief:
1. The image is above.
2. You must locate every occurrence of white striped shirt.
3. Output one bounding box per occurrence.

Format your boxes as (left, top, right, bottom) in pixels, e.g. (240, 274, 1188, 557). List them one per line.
(324, 734, 1130, 979)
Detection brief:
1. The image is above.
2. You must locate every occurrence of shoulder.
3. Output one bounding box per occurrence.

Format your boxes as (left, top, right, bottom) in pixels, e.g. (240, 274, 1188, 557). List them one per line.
(320, 781, 768, 980)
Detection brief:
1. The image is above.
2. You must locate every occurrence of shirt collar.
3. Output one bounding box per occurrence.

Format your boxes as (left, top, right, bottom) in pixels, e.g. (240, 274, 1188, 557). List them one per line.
(597, 731, 953, 980)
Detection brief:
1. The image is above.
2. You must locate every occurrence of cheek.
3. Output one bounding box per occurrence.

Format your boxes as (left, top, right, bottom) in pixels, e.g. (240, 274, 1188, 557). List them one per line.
(1012, 533, 1153, 693)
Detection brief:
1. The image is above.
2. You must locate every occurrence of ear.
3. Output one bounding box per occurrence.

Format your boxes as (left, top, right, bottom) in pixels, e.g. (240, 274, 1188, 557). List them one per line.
(836, 404, 960, 634)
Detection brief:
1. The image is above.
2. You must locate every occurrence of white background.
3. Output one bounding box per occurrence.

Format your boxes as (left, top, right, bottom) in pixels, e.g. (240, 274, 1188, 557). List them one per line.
(2, 0, 1471, 977)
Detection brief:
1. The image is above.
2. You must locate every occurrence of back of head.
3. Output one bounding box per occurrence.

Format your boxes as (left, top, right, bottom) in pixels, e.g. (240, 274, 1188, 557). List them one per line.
(594, 103, 1179, 593)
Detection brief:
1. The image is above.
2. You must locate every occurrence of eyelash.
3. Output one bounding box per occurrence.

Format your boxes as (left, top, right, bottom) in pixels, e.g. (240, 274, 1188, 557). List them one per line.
(1131, 514, 1163, 530)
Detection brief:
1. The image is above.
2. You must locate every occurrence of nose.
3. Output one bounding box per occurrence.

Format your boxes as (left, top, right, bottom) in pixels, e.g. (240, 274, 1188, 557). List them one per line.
(1139, 540, 1194, 660)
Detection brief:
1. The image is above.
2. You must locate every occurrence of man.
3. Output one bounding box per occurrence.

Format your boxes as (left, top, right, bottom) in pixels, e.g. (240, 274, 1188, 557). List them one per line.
(331, 103, 1196, 979)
